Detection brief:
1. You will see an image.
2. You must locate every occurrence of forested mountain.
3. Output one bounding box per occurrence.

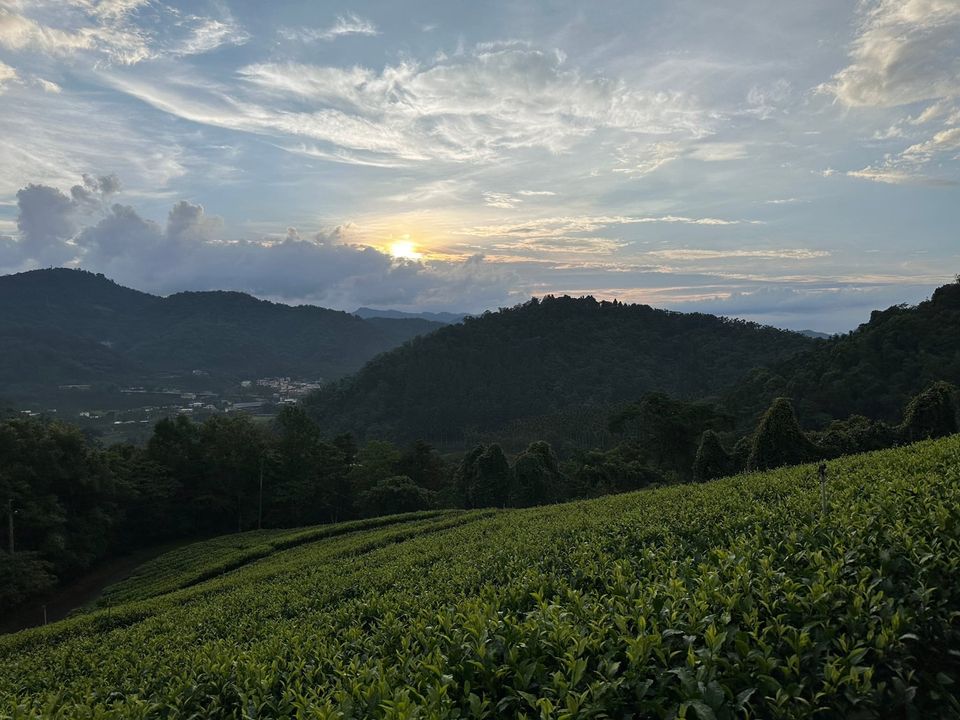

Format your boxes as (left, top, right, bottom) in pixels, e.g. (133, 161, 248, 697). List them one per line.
(0, 269, 442, 394)
(304, 295, 814, 441)
(730, 280, 960, 427)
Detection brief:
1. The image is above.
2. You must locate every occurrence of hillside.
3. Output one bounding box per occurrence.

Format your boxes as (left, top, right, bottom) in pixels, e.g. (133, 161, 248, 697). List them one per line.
(2, 437, 959, 716)
(730, 281, 960, 427)
(304, 295, 814, 442)
(0, 269, 442, 395)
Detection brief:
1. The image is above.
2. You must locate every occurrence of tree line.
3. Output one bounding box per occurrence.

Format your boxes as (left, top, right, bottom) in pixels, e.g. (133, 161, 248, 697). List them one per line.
(3, 381, 957, 614)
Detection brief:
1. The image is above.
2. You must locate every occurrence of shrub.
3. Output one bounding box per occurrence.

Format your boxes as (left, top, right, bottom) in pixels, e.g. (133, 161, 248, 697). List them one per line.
(900, 381, 959, 443)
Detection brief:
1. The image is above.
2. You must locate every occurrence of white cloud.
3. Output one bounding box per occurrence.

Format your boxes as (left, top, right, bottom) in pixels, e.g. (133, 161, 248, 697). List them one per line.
(480, 189, 557, 208)
(36, 77, 61, 93)
(823, 0, 960, 108)
(0, 4, 151, 64)
(646, 248, 829, 261)
(109, 45, 709, 168)
(280, 14, 379, 42)
(171, 15, 250, 57)
(846, 126, 960, 184)
(901, 126, 960, 161)
(482, 192, 519, 209)
(1, 177, 522, 312)
(0, 59, 16, 93)
(0, 3, 248, 65)
(844, 166, 919, 185)
(744, 78, 793, 119)
(456, 214, 758, 240)
(0, 84, 186, 196)
(612, 140, 683, 176)
(388, 179, 467, 203)
(688, 142, 748, 162)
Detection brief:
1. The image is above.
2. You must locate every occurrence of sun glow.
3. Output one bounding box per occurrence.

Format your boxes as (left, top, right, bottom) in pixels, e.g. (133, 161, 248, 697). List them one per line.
(389, 238, 422, 260)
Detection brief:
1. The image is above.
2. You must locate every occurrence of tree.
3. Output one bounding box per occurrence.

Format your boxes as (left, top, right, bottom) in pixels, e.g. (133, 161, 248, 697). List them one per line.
(0, 552, 55, 610)
(332, 433, 358, 466)
(397, 440, 446, 491)
(813, 415, 897, 459)
(608, 394, 731, 481)
(106, 443, 180, 543)
(512, 441, 563, 506)
(270, 407, 353, 525)
(454, 444, 513, 508)
(730, 435, 752, 473)
(198, 414, 267, 532)
(348, 441, 402, 496)
(692, 430, 734, 482)
(562, 445, 664, 498)
(357, 476, 433, 517)
(900, 381, 958, 443)
(0, 417, 120, 612)
(747, 398, 820, 471)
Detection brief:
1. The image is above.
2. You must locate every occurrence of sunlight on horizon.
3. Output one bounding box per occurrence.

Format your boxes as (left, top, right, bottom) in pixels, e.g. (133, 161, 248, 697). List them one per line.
(389, 238, 422, 261)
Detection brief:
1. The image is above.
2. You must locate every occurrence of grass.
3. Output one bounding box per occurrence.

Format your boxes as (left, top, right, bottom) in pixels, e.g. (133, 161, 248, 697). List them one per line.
(1, 436, 959, 718)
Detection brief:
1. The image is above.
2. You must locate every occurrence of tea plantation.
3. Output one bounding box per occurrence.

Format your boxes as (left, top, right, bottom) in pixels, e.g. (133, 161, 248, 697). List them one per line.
(2, 437, 960, 718)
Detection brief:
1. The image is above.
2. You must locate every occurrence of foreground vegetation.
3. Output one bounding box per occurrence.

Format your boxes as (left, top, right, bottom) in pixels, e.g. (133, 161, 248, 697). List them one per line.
(2, 436, 959, 717)
(4, 376, 956, 617)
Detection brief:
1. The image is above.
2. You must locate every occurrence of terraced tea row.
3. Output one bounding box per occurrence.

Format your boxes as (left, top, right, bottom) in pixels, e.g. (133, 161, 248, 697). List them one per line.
(1, 437, 959, 718)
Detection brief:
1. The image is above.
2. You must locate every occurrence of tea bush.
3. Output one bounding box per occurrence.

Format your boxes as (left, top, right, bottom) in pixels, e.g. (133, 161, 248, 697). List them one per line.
(2, 437, 959, 718)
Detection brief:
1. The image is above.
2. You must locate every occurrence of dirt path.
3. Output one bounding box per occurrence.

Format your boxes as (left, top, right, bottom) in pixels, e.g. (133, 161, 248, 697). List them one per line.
(0, 543, 182, 635)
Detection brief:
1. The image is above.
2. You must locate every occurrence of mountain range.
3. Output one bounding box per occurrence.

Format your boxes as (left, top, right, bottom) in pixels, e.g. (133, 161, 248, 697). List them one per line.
(354, 307, 468, 324)
(0, 269, 441, 401)
(5, 269, 958, 450)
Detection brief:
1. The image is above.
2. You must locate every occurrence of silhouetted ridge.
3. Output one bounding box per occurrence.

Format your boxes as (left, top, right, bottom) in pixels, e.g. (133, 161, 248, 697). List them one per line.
(304, 294, 814, 441)
(0, 268, 443, 389)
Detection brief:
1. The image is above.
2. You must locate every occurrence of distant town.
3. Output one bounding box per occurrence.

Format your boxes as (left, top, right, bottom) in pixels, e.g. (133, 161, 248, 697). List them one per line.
(13, 376, 326, 443)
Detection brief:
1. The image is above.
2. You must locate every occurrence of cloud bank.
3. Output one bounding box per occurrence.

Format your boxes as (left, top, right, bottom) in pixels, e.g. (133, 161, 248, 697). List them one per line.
(0, 176, 521, 312)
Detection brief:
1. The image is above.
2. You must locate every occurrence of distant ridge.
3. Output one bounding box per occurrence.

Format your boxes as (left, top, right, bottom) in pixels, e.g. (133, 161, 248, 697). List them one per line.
(0, 268, 443, 396)
(798, 329, 832, 339)
(354, 307, 468, 324)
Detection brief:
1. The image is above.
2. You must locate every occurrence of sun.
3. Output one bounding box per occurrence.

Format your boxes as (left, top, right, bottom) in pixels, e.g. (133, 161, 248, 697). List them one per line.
(389, 238, 422, 260)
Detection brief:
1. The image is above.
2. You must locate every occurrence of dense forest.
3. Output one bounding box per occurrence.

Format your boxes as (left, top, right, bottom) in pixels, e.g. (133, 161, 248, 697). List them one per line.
(304, 295, 814, 442)
(305, 280, 960, 447)
(729, 279, 960, 426)
(0, 269, 440, 394)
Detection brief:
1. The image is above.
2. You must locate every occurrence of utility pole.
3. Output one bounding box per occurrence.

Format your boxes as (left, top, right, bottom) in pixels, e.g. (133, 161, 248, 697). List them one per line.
(6, 498, 13, 555)
(257, 455, 264, 531)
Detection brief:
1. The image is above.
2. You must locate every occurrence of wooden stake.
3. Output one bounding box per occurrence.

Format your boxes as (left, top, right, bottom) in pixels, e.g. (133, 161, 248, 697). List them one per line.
(818, 461, 828, 516)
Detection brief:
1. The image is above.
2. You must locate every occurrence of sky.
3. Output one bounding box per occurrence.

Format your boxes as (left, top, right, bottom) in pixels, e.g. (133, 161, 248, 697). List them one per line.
(0, 0, 958, 332)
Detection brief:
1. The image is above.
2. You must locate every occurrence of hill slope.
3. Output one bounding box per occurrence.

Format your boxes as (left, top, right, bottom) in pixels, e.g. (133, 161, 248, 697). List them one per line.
(731, 281, 960, 426)
(305, 295, 814, 441)
(2, 436, 958, 716)
(0, 269, 442, 393)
